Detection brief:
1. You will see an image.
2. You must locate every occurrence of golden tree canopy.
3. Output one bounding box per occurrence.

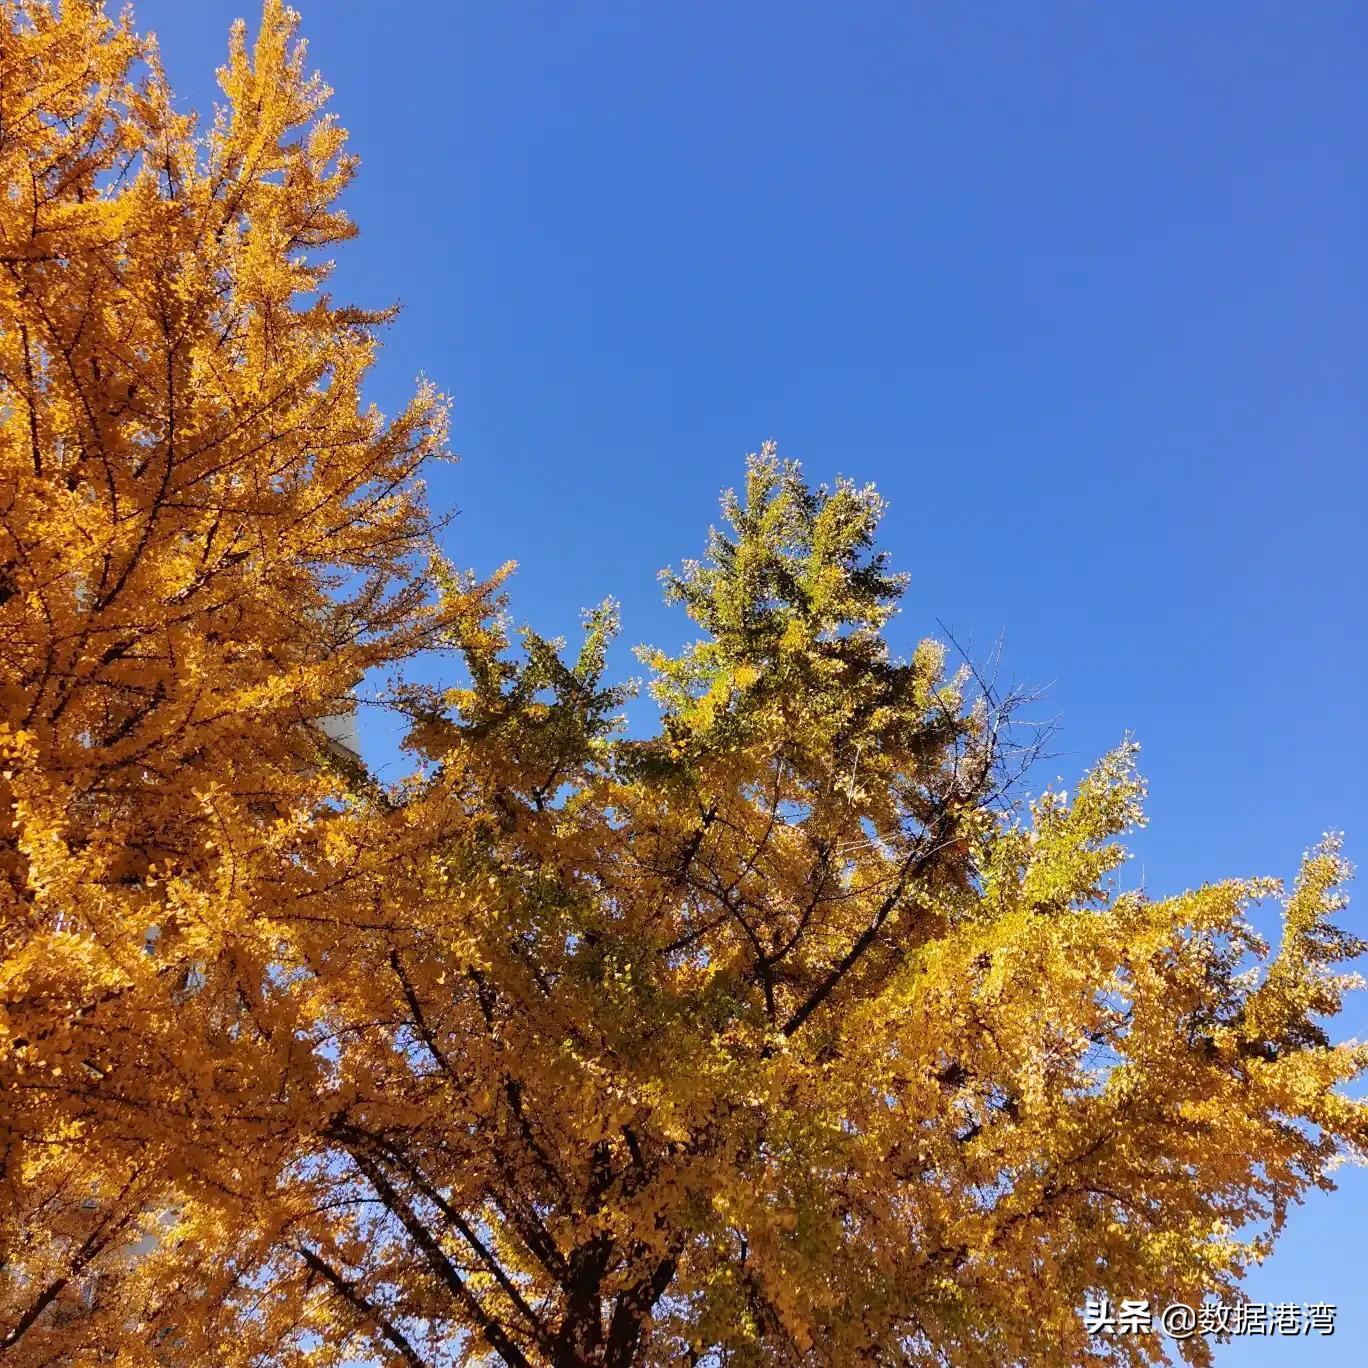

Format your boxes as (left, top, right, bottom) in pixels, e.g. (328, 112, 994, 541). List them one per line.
(1, 5, 1364, 1367)
(0, 0, 493, 1355)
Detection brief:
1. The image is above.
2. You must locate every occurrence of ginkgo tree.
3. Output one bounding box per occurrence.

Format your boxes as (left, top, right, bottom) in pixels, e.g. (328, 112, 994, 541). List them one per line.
(0, 0, 498, 1357)
(1, 4, 1365, 1368)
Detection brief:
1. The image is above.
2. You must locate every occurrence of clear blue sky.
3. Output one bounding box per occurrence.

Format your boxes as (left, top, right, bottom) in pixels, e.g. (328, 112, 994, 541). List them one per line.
(135, 1, 1366, 1359)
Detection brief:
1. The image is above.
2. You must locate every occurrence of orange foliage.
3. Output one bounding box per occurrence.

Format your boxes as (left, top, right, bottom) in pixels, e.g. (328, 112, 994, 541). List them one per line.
(2, 6, 1364, 1367)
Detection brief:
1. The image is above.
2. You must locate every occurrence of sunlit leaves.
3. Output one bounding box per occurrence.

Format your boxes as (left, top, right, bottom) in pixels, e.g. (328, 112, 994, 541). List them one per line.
(1, 3, 1363, 1365)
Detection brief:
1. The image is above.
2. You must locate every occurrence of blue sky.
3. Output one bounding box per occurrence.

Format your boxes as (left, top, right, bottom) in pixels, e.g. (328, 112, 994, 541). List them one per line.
(135, 1, 1366, 1359)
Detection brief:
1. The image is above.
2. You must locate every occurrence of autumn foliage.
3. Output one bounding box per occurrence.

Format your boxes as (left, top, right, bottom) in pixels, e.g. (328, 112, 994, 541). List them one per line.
(2, 4, 1366, 1367)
